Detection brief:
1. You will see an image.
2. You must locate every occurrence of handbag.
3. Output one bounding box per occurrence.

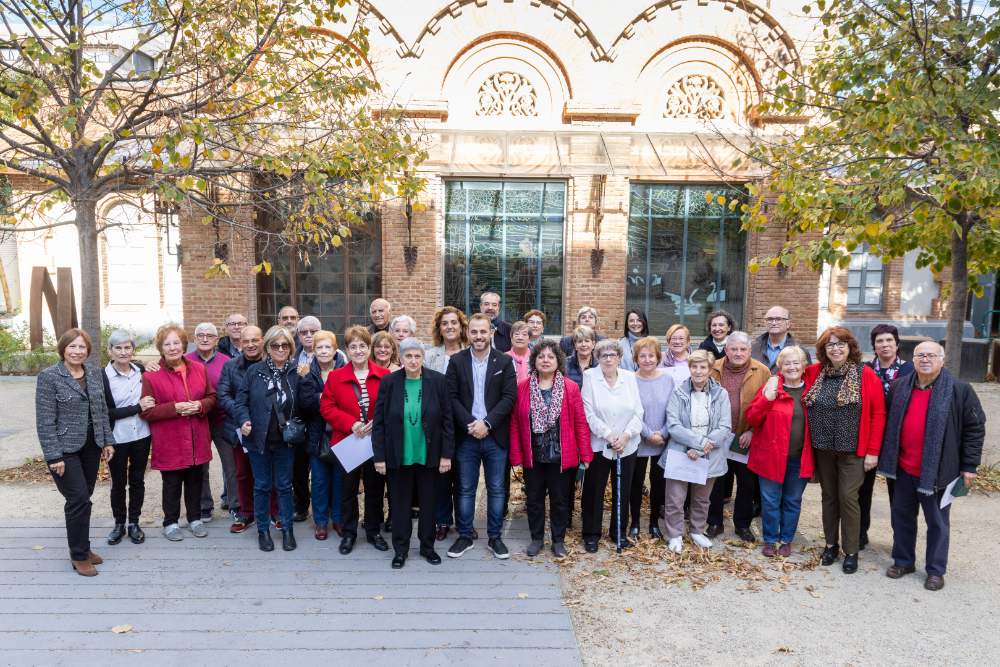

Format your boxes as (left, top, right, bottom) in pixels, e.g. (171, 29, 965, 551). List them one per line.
(316, 424, 337, 465)
(270, 390, 307, 445)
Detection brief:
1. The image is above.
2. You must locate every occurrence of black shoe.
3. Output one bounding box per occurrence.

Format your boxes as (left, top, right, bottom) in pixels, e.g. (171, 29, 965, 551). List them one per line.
(650, 526, 664, 540)
(367, 533, 390, 551)
(293, 510, 309, 523)
(339, 537, 355, 555)
(842, 553, 858, 574)
(821, 544, 840, 566)
(411, 509, 420, 519)
(108, 523, 125, 545)
(221, 500, 229, 511)
(384, 519, 393, 533)
(610, 535, 634, 550)
(584, 541, 599, 553)
(628, 524, 640, 538)
(704, 524, 724, 539)
(859, 532, 869, 551)
(128, 523, 145, 544)
(259, 530, 274, 552)
(487, 537, 510, 560)
(420, 549, 442, 565)
(391, 554, 406, 569)
(447, 536, 474, 558)
(282, 529, 297, 551)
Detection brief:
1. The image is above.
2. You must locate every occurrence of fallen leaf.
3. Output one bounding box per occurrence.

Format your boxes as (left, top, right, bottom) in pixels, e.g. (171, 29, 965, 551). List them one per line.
(111, 625, 132, 634)
(132, 650, 142, 653)
(810, 591, 823, 598)
(625, 607, 633, 613)
(776, 647, 794, 652)
(518, 593, 528, 598)
(867, 568, 878, 573)
(31, 546, 43, 550)
(772, 585, 784, 593)
(592, 569, 611, 576)
(264, 629, 277, 633)
(140, 521, 154, 524)
(374, 596, 384, 600)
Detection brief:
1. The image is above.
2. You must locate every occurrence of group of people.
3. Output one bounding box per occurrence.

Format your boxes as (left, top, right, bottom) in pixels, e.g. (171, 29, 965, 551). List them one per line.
(36, 297, 984, 590)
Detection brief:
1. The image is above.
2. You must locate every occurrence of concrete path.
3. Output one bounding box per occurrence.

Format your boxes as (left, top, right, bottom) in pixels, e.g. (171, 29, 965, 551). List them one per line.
(0, 518, 581, 666)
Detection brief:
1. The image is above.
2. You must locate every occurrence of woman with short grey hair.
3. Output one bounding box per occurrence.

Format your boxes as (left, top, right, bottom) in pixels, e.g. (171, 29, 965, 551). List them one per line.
(391, 316, 417, 343)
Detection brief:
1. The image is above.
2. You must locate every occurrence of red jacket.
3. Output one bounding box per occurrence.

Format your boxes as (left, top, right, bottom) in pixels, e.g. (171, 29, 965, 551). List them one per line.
(140, 357, 216, 472)
(509, 377, 594, 470)
(320, 361, 390, 446)
(802, 363, 886, 456)
(745, 373, 816, 483)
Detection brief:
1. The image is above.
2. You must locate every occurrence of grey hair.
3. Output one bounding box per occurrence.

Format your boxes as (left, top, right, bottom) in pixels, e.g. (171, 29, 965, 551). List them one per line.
(726, 331, 752, 348)
(577, 306, 598, 322)
(107, 328, 138, 351)
(194, 322, 218, 337)
(297, 315, 321, 332)
(593, 338, 623, 359)
(391, 315, 416, 334)
(398, 337, 425, 355)
(480, 292, 500, 303)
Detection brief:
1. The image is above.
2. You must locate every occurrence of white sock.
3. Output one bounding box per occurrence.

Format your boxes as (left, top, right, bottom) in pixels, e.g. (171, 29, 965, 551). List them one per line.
(691, 533, 712, 548)
(668, 537, 684, 553)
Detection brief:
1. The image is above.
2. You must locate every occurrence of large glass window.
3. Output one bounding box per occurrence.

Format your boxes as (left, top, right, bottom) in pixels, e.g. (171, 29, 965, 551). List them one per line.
(846, 243, 883, 310)
(444, 181, 564, 331)
(625, 184, 747, 337)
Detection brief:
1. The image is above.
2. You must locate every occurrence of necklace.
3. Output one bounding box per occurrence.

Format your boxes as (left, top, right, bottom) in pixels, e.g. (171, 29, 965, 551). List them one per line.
(405, 386, 422, 425)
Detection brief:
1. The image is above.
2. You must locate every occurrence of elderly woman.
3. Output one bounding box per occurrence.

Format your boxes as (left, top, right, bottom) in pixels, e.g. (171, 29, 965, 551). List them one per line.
(36, 329, 116, 576)
(658, 324, 693, 369)
(372, 338, 454, 568)
(371, 330, 401, 372)
(627, 336, 674, 539)
(660, 350, 731, 554)
(304, 330, 347, 540)
(699, 310, 737, 361)
(804, 327, 886, 574)
(524, 309, 546, 349)
(580, 339, 644, 552)
(617, 308, 649, 372)
(235, 325, 317, 553)
(508, 321, 532, 383)
(560, 306, 607, 358)
(510, 340, 593, 558)
(140, 324, 216, 543)
(565, 325, 598, 388)
(745, 346, 815, 557)
(320, 326, 391, 555)
(102, 329, 154, 546)
(391, 315, 417, 343)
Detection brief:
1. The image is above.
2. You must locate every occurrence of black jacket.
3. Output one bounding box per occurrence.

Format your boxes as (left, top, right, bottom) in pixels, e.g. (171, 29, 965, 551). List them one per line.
(492, 318, 512, 353)
(218, 353, 262, 446)
(565, 352, 597, 388)
(559, 333, 607, 359)
(217, 336, 240, 360)
(372, 368, 455, 468)
(446, 348, 518, 449)
(234, 360, 317, 455)
(884, 372, 985, 488)
(302, 352, 346, 457)
(698, 335, 727, 360)
(101, 361, 146, 430)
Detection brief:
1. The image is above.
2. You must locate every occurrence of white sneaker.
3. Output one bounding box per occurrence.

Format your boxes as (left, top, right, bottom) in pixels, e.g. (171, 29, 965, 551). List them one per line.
(668, 536, 684, 553)
(691, 533, 712, 548)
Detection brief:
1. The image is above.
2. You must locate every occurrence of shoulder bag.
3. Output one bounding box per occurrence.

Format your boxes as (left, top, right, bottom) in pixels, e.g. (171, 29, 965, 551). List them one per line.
(270, 387, 307, 445)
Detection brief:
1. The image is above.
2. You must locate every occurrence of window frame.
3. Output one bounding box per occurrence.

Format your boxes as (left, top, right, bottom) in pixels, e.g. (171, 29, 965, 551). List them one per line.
(845, 242, 884, 311)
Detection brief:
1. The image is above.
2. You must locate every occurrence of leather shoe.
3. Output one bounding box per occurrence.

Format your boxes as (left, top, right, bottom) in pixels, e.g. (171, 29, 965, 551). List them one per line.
(339, 536, 355, 555)
(472, 528, 479, 540)
(108, 523, 125, 545)
(384, 519, 393, 533)
(420, 549, 442, 565)
(584, 541, 599, 553)
(436, 525, 449, 542)
(821, 544, 840, 566)
(282, 529, 297, 552)
(293, 510, 309, 523)
(886, 565, 916, 579)
(331, 521, 344, 537)
(842, 553, 858, 574)
(88, 550, 103, 565)
(735, 526, 756, 544)
(258, 530, 274, 552)
(859, 532, 869, 551)
(71, 558, 98, 576)
(315, 525, 328, 541)
(128, 524, 145, 544)
(704, 524, 724, 539)
(367, 533, 390, 551)
(650, 526, 664, 540)
(628, 524, 640, 538)
(924, 574, 945, 591)
(391, 554, 406, 569)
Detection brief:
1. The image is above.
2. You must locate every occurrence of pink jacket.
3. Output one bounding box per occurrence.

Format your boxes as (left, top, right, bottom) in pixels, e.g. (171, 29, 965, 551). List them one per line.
(140, 358, 216, 471)
(509, 377, 593, 470)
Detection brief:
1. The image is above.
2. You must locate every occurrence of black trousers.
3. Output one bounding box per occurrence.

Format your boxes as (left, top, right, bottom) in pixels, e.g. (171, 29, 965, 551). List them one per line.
(581, 451, 637, 544)
(161, 465, 204, 526)
(387, 464, 439, 556)
(708, 459, 757, 528)
(108, 436, 151, 524)
(859, 466, 896, 536)
(891, 469, 950, 576)
(628, 456, 667, 531)
(524, 462, 574, 543)
(292, 446, 311, 514)
(50, 439, 101, 561)
(340, 458, 385, 539)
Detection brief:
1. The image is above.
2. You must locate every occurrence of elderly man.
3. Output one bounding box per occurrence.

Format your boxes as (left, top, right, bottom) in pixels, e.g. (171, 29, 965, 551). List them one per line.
(391, 315, 416, 343)
(368, 299, 392, 335)
(294, 316, 321, 366)
(278, 306, 299, 334)
(706, 332, 771, 542)
(879, 342, 984, 591)
(750, 306, 812, 374)
(217, 313, 246, 358)
(184, 323, 234, 523)
(478, 292, 512, 353)
(559, 307, 607, 358)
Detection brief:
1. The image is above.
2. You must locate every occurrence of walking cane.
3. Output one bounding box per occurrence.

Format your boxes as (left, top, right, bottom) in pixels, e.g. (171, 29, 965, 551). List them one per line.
(615, 451, 622, 555)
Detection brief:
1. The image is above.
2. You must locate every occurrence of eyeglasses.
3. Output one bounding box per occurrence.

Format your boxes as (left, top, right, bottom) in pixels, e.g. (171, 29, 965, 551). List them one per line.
(599, 353, 619, 360)
(914, 354, 940, 361)
(765, 317, 789, 324)
(194, 333, 217, 340)
(226, 321, 247, 328)
(269, 343, 291, 351)
(825, 342, 848, 350)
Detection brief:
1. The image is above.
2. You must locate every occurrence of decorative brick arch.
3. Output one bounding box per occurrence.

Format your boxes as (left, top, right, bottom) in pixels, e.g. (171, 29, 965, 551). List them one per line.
(441, 32, 573, 99)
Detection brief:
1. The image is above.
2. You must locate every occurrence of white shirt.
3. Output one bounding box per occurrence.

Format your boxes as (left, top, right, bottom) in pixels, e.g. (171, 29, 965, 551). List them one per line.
(581, 366, 645, 460)
(104, 362, 150, 444)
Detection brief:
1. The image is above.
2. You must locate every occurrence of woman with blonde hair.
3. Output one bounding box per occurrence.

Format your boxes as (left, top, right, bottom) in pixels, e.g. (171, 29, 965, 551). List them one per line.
(659, 324, 693, 372)
(304, 330, 346, 540)
(370, 330, 401, 372)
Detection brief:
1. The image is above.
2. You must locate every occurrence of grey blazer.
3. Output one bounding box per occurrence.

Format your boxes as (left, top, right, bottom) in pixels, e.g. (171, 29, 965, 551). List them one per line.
(36, 361, 116, 462)
(423, 344, 464, 374)
(660, 377, 732, 479)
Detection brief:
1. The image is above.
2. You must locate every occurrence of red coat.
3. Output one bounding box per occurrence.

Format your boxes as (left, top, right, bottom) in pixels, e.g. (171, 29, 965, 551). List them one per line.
(319, 361, 390, 446)
(745, 374, 816, 483)
(509, 377, 594, 470)
(802, 363, 886, 456)
(140, 357, 216, 472)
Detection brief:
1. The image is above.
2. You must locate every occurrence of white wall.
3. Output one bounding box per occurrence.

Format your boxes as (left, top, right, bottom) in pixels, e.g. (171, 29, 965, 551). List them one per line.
(900, 249, 938, 317)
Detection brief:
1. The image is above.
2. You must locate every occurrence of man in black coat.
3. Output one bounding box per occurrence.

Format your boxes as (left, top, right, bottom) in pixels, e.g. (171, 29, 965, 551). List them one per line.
(478, 292, 512, 352)
(879, 342, 984, 591)
(445, 313, 518, 560)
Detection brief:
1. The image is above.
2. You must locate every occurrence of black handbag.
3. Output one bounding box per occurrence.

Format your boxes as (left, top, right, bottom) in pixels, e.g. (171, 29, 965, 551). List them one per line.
(316, 424, 337, 465)
(270, 390, 307, 445)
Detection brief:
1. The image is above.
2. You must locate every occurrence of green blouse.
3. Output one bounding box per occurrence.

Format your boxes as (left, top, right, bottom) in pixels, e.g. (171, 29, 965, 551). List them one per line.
(402, 377, 426, 466)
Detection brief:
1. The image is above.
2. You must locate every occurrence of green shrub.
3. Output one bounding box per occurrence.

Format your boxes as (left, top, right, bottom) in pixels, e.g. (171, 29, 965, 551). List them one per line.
(100, 323, 152, 367)
(0, 322, 150, 374)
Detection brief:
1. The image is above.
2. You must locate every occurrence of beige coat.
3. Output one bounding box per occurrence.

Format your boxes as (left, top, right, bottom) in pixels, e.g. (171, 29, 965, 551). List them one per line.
(710, 357, 770, 435)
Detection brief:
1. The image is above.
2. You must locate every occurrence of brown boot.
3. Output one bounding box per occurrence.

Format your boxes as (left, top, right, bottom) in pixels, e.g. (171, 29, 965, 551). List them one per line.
(88, 550, 103, 565)
(72, 558, 98, 577)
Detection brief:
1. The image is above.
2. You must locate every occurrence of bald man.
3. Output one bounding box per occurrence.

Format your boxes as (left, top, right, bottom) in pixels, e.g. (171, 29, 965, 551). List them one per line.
(368, 299, 391, 335)
(750, 306, 811, 373)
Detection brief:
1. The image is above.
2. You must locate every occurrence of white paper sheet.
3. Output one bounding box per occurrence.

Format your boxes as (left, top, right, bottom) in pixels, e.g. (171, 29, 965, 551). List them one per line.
(725, 433, 749, 464)
(236, 428, 248, 453)
(334, 433, 374, 473)
(940, 477, 962, 509)
(663, 448, 709, 485)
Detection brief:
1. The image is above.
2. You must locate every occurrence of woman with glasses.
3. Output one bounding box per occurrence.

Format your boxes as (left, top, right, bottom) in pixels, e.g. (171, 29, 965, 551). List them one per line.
(235, 325, 317, 552)
(658, 324, 693, 370)
(804, 327, 886, 574)
(507, 321, 532, 383)
(524, 310, 546, 349)
(580, 339, 644, 552)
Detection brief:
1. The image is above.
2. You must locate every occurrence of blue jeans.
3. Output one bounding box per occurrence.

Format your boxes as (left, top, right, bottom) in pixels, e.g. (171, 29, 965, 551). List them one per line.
(758, 457, 810, 544)
(456, 434, 507, 539)
(309, 455, 342, 526)
(247, 444, 296, 531)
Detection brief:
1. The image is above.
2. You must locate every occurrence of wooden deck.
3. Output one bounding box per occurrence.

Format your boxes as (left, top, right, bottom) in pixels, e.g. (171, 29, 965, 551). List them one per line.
(0, 518, 581, 666)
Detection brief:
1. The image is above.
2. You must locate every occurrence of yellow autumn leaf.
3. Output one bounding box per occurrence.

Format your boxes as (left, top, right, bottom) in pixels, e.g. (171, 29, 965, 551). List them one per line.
(374, 596, 383, 600)
(111, 625, 132, 634)
(517, 593, 528, 599)
(625, 607, 633, 613)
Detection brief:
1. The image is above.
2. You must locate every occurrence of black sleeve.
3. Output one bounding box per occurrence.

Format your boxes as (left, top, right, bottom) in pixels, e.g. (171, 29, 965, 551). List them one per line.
(102, 369, 143, 426)
(371, 376, 389, 464)
(484, 356, 518, 428)
(447, 359, 475, 427)
(959, 384, 985, 473)
(438, 372, 455, 460)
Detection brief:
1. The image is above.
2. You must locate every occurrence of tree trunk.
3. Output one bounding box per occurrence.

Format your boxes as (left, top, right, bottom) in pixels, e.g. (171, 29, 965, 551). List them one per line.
(944, 223, 969, 377)
(76, 201, 102, 368)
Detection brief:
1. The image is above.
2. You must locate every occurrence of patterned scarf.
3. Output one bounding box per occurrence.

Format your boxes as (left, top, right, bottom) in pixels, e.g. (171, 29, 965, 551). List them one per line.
(529, 370, 565, 434)
(872, 356, 902, 394)
(804, 361, 862, 408)
(265, 355, 290, 410)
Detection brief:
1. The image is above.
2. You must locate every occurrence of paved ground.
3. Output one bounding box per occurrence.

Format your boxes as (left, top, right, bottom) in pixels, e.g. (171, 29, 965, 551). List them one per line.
(0, 517, 580, 666)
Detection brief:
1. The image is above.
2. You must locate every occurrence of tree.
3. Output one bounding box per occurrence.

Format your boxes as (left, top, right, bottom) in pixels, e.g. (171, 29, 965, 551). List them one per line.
(0, 0, 426, 363)
(723, 0, 1000, 375)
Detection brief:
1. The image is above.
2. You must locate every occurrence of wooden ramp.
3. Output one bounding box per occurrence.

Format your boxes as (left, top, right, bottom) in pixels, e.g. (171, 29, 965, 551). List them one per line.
(0, 518, 581, 666)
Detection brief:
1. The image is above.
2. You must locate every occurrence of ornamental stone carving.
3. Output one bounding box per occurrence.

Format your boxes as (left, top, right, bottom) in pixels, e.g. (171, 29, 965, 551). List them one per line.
(663, 75, 726, 120)
(477, 72, 538, 117)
